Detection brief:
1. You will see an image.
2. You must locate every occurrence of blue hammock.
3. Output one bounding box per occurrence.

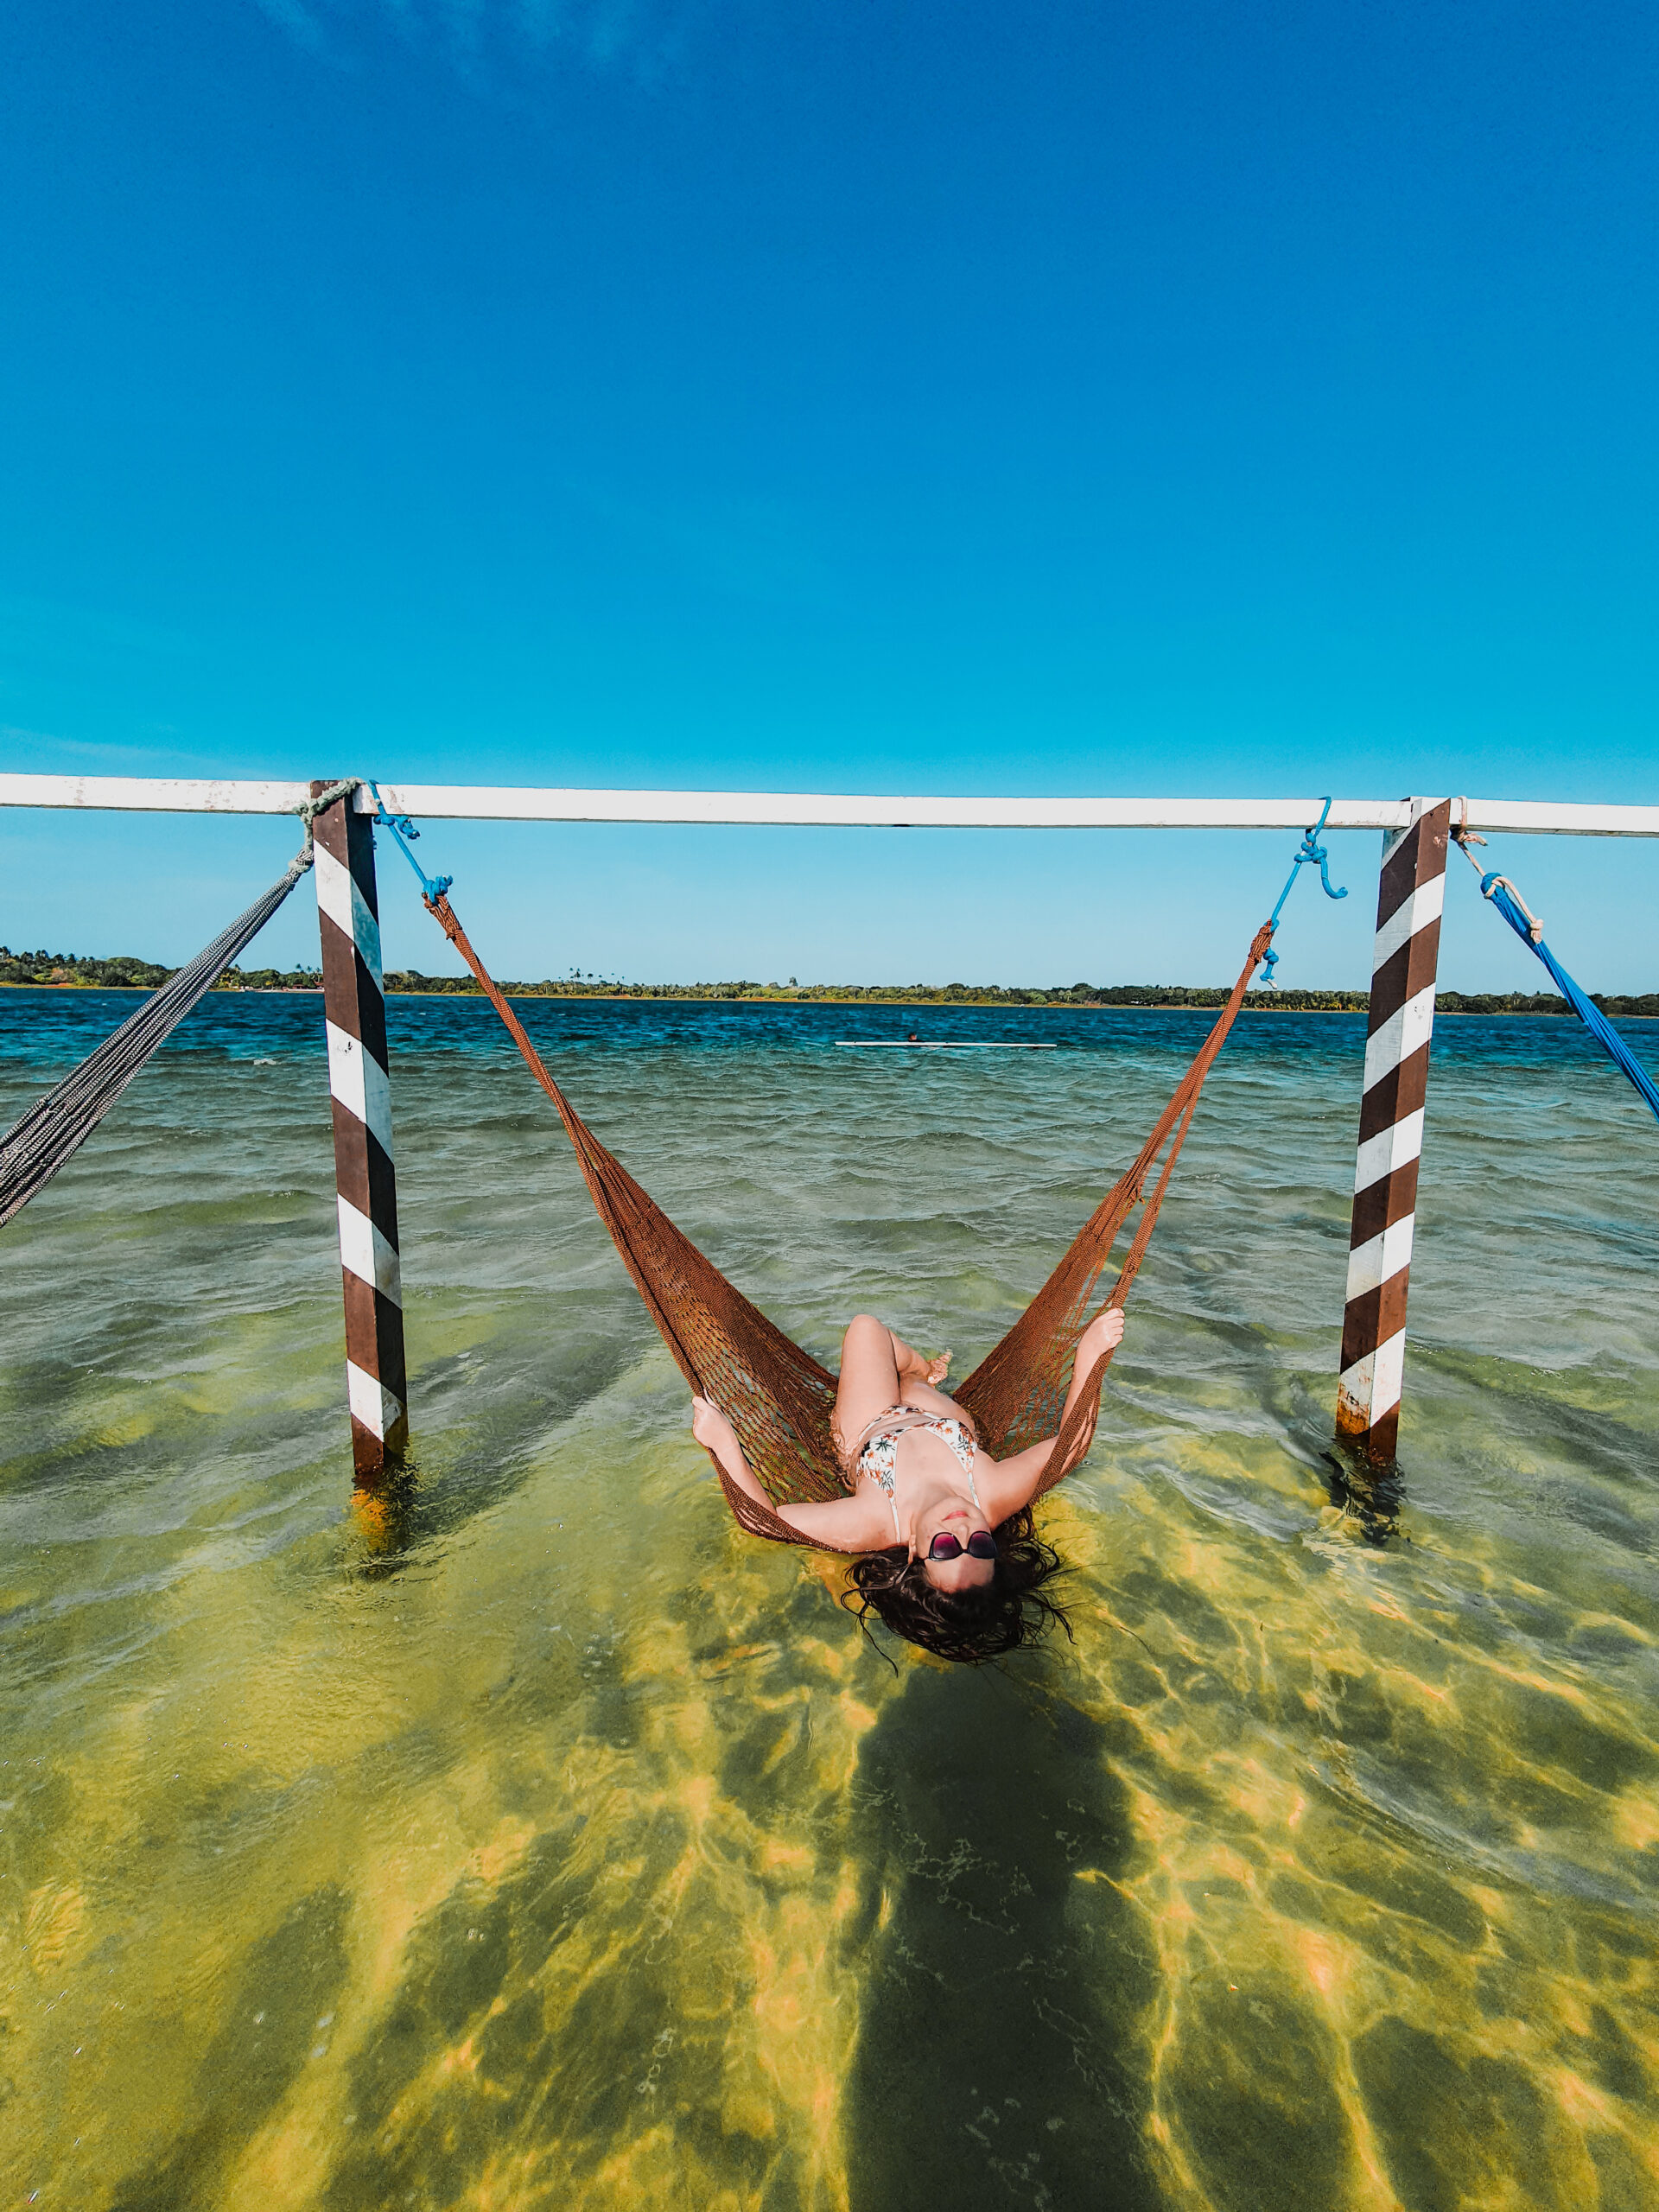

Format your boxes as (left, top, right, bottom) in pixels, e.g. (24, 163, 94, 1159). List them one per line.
(1479, 871, 1659, 1126)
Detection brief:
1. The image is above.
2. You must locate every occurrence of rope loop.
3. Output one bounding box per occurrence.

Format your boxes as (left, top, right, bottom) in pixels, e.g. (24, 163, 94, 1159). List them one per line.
(1482, 871, 1544, 942)
(1454, 802, 1542, 938)
(1451, 795, 1490, 874)
(283, 776, 363, 874)
(296, 777, 361, 828)
(1259, 798, 1347, 985)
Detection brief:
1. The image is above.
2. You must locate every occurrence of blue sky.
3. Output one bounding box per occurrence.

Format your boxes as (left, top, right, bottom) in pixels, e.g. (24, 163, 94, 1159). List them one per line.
(2, 0, 1656, 987)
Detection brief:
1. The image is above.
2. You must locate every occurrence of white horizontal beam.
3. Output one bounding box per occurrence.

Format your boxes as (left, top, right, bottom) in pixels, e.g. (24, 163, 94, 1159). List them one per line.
(372, 784, 1413, 830)
(2, 772, 1658, 836)
(0, 773, 315, 815)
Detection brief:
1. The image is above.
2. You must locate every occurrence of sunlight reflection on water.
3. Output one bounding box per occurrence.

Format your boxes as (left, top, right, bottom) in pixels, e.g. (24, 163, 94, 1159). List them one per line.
(2, 994, 1656, 2209)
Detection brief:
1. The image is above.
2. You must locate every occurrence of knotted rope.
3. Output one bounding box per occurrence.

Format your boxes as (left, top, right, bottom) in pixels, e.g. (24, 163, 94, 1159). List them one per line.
(1258, 798, 1348, 987)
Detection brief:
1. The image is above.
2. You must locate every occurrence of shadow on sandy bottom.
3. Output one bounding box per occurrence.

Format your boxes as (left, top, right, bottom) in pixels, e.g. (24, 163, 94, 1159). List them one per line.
(842, 1661, 1163, 2212)
(109, 1887, 353, 2212)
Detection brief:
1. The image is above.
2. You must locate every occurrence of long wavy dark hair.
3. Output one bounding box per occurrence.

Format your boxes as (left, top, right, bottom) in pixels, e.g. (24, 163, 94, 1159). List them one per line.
(839, 1506, 1073, 1665)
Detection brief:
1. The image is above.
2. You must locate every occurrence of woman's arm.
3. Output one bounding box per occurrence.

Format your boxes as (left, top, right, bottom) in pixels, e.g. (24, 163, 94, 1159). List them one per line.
(776, 1492, 893, 1547)
(973, 1307, 1124, 1524)
(691, 1396, 890, 1550)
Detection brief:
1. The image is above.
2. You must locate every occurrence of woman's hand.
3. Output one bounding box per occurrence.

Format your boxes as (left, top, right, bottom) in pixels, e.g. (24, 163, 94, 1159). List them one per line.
(692, 1393, 772, 1507)
(978, 1308, 1126, 1523)
(691, 1394, 737, 1455)
(1077, 1307, 1125, 1368)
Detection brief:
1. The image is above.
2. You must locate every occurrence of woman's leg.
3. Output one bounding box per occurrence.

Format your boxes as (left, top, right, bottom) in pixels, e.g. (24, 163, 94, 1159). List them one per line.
(833, 1316, 963, 1457)
(832, 1314, 903, 1460)
(885, 1324, 960, 1416)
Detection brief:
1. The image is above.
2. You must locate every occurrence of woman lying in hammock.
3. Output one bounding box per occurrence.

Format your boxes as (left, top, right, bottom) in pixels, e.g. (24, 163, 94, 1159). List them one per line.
(690, 1307, 1123, 1664)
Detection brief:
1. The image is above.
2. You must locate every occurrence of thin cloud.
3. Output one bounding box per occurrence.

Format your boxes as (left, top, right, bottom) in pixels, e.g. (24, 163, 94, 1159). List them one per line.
(249, 0, 334, 58)
(245, 0, 713, 85)
(1, 727, 233, 771)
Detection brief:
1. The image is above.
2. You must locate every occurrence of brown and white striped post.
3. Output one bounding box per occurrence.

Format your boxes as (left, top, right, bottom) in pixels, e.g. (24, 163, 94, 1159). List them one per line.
(310, 782, 409, 1482)
(1335, 797, 1452, 1468)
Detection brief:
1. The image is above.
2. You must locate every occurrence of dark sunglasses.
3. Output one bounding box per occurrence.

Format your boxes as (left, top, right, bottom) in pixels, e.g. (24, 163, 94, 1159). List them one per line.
(926, 1530, 997, 1562)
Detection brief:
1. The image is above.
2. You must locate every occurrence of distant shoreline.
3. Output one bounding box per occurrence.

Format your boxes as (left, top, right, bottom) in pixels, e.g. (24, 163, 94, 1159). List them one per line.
(3, 980, 1656, 1020)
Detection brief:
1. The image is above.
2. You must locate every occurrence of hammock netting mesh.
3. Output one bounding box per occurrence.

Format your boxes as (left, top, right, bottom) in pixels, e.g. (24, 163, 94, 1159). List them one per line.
(427, 892, 1274, 1553)
(0, 845, 315, 1230)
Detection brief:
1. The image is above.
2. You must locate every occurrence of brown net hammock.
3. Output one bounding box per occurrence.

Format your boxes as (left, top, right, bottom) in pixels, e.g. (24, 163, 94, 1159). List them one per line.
(425, 893, 1273, 1552)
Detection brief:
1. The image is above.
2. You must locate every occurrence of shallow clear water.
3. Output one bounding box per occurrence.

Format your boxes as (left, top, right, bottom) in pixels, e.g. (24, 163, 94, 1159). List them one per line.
(3, 988, 1657, 2211)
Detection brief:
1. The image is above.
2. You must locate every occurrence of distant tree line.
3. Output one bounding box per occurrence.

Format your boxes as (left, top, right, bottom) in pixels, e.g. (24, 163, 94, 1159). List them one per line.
(5, 944, 1658, 1017)
(1, 947, 179, 989)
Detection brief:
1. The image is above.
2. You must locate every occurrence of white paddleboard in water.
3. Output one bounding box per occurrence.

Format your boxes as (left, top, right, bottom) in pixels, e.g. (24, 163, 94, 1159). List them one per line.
(835, 1039, 1056, 1050)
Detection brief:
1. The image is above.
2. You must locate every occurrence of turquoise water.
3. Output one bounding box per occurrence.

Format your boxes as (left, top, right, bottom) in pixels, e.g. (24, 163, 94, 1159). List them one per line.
(3, 989, 1657, 2210)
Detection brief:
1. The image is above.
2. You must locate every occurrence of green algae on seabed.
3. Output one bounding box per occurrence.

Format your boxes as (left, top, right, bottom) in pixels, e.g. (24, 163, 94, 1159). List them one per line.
(2, 990, 1657, 2211)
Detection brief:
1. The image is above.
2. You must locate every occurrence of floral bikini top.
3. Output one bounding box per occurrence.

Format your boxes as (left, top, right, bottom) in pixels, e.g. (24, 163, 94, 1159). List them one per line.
(849, 1404, 983, 1543)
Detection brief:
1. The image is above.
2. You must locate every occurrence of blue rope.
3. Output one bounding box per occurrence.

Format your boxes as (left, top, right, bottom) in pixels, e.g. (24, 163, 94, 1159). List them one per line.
(1258, 798, 1348, 984)
(367, 780, 453, 905)
(1479, 870, 1659, 1125)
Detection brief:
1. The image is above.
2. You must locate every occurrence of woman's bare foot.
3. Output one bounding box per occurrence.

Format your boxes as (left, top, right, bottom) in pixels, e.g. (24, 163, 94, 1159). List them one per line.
(925, 1351, 952, 1385)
